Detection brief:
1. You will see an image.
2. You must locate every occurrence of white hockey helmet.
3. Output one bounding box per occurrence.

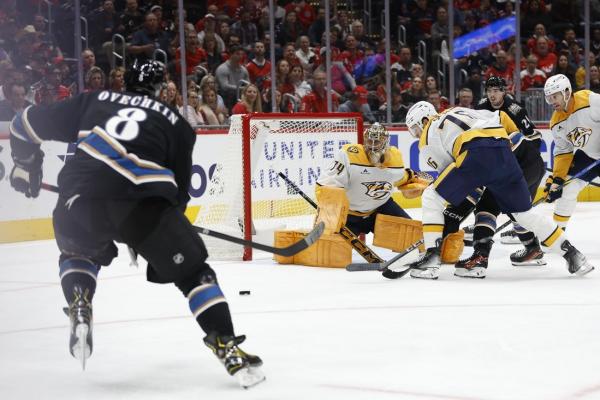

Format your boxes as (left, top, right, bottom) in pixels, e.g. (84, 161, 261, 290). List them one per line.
(406, 101, 437, 138)
(363, 123, 389, 165)
(544, 74, 572, 107)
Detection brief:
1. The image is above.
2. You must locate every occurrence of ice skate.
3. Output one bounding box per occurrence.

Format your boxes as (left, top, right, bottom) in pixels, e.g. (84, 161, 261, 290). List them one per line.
(454, 251, 488, 278)
(561, 240, 595, 276)
(500, 229, 520, 244)
(65, 285, 93, 370)
(463, 224, 474, 247)
(204, 332, 265, 389)
(510, 244, 547, 266)
(407, 247, 441, 280)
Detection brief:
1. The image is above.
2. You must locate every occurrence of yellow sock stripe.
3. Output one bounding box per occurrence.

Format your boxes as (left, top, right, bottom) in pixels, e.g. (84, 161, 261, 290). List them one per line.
(542, 226, 564, 247)
(423, 224, 444, 233)
(553, 213, 571, 222)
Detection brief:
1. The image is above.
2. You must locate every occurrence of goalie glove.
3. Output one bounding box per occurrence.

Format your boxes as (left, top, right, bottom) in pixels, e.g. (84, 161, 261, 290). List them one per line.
(10, 138, 44, 198)
(543, 175, 564, 203)
(396, 169, 432, 199)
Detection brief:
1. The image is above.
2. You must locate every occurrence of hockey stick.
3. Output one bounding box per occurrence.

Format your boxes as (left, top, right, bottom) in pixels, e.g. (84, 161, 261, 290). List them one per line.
(277, 172, 384, 263)
(494, 157, 600, 234)
(545, 167, 600, 187)
(345, 239, 424, 272)
(41, 183, 324, 257)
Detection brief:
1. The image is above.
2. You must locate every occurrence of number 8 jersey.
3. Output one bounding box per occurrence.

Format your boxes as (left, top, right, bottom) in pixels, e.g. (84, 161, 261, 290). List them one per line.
(10, 90, 196, 207)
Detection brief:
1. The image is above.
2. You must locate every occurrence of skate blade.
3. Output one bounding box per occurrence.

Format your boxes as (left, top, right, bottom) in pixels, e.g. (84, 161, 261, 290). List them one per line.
(500, 238, 521, 245)
(454, 268, 486, 279)
(511, 259, 547, 266)
(236, 366, 266, 389)
(575, 265, 595, 276)
(72, 324, 91, 370)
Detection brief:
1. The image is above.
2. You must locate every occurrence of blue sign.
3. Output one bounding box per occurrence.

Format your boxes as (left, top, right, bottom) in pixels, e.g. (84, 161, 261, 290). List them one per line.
(453, 16, 516, 58)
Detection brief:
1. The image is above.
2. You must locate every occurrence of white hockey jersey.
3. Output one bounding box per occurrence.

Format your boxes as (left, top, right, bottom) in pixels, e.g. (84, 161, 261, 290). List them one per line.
(549, 90, 600, 178)
(419, 107, 512, 173)
(316, 144, 410, 214)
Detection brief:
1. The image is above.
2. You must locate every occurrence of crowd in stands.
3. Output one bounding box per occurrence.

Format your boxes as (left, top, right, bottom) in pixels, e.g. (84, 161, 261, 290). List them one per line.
(0, 0, 598, 126)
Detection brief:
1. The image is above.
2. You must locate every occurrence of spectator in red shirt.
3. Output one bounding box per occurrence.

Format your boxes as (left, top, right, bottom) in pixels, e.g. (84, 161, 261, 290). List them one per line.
(484, 50, 513, 88)
(284, 0, 315, 31)
(175, 30, 207, 75)
(535, 36, 558, 75)
(300, 69, 339, 112)
(232, 83, 262, 114)
(246, 41, 271, 87)
(527, 24, 555, 55)
(520, 54, 547, 91)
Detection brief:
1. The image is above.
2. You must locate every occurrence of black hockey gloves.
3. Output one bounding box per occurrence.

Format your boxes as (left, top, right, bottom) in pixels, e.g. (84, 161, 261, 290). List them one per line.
(543, 175, 564, 203)
(10, 138, 44, 198)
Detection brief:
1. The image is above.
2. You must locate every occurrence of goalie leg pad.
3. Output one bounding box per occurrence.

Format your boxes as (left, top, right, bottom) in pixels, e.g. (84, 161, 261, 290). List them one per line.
(440, 230, 465, 263)
(273, 230, 351, 268)
(373, 214, 424, 252)
(315, 186, 350, 233)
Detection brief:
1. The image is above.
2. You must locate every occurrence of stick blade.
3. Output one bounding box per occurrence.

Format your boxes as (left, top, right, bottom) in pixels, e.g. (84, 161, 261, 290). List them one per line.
(345, 262, 385, 272)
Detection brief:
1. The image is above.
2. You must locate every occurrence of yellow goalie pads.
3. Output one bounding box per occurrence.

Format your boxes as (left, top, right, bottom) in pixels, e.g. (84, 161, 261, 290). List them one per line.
(440, 230, 465, 263)
(373, 214, 424, 252)
(273, 230, 352, 268)
(314, 185, 349, 233)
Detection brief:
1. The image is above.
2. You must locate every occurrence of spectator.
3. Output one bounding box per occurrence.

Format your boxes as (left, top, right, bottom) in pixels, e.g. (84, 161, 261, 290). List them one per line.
(215, 45, 250, 110)
(520, 54, 547, 91)
(576, 53, 597, 90)
(591, 28, 600, 58)
(428, 91, 446, 112)
(401, 77, 427, 107)
(120, 0, 144, 42)
(180, 90, 205, 127)
(484, 50, 513, 88)
(285, 0, 315, 31)
(314, 48, 355, 96)
(463, 66, 484, 103)
(199, 74, 228, 113)
(410, 0, 434, 42)
(391, 46, 414, 87)
(199, 87, 227, 124)
(198, 14, 226, 53)
(35, 65, 72, 105)
(534, 36, 557, 75)
(246, 41, 271, 88)
(557, 27, 582, 55)
(425, 74, 440, 94)
(163, 80, 180, 108)
(288, 64, 311, 99)
(275, 59, 292, 95)
(295, 35, 316, 75)
(338, 85, 376, 123)
(308, 7, 326, 46)
(203, 34, 225, 74)
(340, 35, 364, 72)
(85, 66, 106, 92)
(93, 0, 122, 61)
(381, 87, 409, 123)
(231, 8, 259, 50)
(0, 81, 31, 120)
(333, 9, 351, 40)
(350, 20, 373, 51)
(261, 2, 286, 26)
(300, 69, 339, 112)
(549, 0, 579, 38)
(277, 10, 304, 47)
(431, 7, 449, 56)
(108, 66, 126, 92)
(590, 65, 600, 94)
(175, 29, 207, 75)
(0, 61, 15, 101)
(521, 0, 551, 38)
(232, 83, 262, 114)
(551, 53, 577, 89)
(219, 21, 232, 47)
(475, 0, 497, 25)
(457, 87, 474, 108)
(527, 23, 555, 55)
(128, 12, 172, 62)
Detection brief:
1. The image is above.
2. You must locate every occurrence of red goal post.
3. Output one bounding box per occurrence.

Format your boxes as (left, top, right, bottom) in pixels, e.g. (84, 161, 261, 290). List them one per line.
(194, 112, 363, 261)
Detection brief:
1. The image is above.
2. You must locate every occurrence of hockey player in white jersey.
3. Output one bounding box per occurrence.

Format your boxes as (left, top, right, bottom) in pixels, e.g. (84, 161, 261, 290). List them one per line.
(543, 74, 600, 228)
(316, 123, 428, 251)
(404, 101, 594, 279)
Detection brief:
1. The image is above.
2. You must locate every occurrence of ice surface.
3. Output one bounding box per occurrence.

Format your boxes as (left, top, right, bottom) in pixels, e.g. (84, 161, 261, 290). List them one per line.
(1, 203, 600, 400)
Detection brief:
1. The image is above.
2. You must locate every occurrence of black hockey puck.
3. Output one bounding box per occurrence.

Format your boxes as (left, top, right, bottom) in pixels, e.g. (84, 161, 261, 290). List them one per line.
(239, 290, 251, 295)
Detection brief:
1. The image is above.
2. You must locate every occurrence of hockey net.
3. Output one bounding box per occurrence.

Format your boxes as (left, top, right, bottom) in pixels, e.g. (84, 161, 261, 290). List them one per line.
(193, 113, 363, 260)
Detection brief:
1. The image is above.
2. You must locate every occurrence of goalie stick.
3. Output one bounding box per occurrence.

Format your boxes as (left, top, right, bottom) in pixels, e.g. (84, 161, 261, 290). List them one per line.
(41, 183, 324, 257)
(277, 172, 384, 263)
(345, 239, 424, 275)
(494, 157, 600, 234)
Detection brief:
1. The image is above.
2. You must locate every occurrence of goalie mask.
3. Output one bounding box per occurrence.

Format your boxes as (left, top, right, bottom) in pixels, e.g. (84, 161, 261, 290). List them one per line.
(363, 123, 389, 165)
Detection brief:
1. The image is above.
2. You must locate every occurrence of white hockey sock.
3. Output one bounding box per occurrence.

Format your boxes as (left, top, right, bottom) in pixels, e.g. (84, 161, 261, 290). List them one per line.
(553, 178, 587, 228)
(421, 186, 446, 248)
(512, 209, 566, 253)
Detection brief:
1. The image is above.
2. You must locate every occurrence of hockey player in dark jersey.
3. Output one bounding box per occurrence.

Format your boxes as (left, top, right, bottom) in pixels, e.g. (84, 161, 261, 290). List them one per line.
(443, 76, 547, 271)
(8, 60, 265, 388)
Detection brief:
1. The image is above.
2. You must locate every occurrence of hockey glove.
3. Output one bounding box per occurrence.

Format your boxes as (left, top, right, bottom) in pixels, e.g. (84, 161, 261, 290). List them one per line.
(543, 175, 564, 203)
(10, 147, 44, 198)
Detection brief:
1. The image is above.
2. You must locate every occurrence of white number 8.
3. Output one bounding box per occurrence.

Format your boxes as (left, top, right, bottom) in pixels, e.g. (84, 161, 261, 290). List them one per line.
(105, 108, 147, 141)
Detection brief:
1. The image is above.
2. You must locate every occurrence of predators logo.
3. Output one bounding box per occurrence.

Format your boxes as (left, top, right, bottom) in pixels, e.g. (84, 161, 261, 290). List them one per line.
(567, 127, 592, 148)
(362, 181, 392, 200)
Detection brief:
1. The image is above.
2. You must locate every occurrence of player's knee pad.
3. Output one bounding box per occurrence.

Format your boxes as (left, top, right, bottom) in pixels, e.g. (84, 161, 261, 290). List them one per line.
(373, 214, 424, 252)
(119, 199, 209, 283)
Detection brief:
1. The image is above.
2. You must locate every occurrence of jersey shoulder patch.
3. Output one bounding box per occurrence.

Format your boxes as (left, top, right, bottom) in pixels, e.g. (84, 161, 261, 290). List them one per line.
(382, 146, 404, 168)
(508, 102, 522, 115)
(343, 144, 370, 165)
(572, 90, 591, 113)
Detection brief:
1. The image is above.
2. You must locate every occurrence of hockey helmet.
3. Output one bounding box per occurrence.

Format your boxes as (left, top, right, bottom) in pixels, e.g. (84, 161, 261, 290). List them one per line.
(363, 123, 389, 165)
(544, 74, 572, 107)
(484, 76, 507, 91)
(125, 59, 166, 97)
(406, 101, 437, 138)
